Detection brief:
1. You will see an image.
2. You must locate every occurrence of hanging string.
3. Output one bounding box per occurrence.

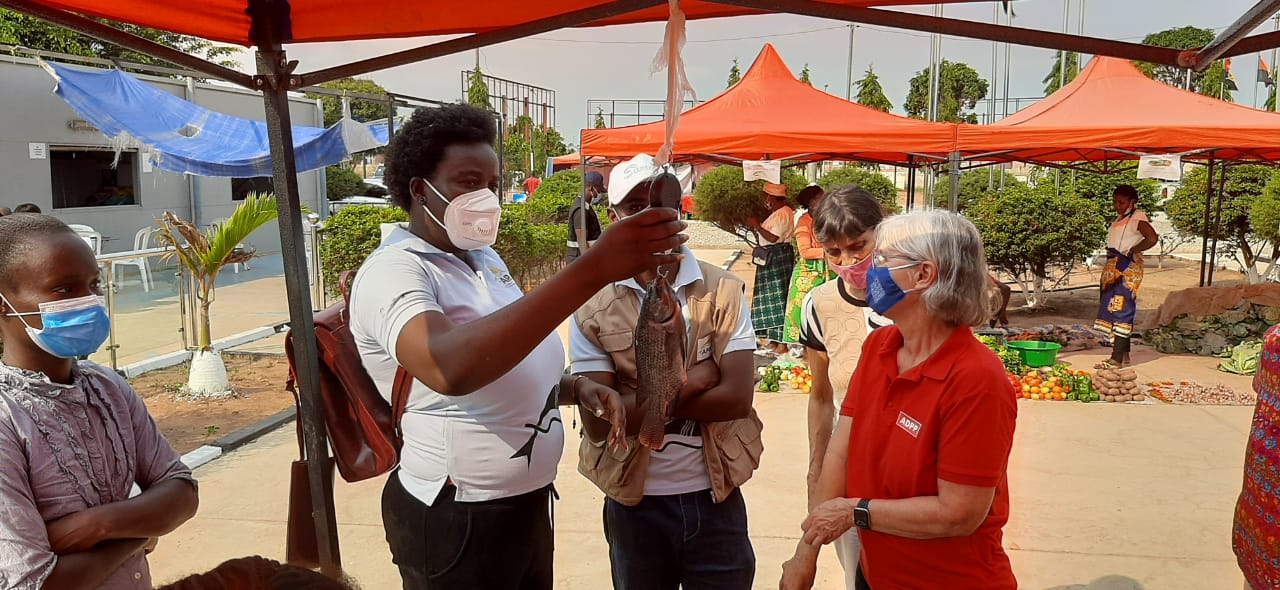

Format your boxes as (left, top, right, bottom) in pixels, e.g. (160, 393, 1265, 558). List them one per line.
(650, 0, 696, 167)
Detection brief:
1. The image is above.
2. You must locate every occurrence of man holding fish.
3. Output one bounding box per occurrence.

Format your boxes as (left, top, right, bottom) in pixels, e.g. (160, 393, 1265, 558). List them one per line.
(569, 154, 766, 590)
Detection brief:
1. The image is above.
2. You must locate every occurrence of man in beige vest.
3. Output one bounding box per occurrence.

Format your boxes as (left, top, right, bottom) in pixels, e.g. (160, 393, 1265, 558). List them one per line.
(570, 154, 764, 590)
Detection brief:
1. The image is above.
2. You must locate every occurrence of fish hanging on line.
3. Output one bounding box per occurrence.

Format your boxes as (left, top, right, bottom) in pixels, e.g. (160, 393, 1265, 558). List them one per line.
(634, 270, 687, 451)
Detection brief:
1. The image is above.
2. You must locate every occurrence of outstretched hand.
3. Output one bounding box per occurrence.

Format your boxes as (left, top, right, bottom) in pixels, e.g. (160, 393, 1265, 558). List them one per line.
(582, 207, 686, 285)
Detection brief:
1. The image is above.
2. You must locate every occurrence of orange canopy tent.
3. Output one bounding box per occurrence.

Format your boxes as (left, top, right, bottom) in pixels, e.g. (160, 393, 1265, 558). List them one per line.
(582, 44, 957, 165)
(957, 56, 1280, 165)
(15, 0, 977, 46)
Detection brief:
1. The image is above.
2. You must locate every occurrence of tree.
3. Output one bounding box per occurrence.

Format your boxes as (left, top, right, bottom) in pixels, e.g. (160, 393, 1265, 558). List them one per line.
(693, 166, 807, 237)
(1248, 173, 1280, 281)
(818, 166, 901, 214)
(930, 169, 1025, 211)
(1043, 52, 1081, 95)
(155, 194, 280, 397)
(854, 66, 893, 113)
(306, 77, 392, 127)
(968, 184, 1106, 308)
(467, 63, 491, 110)
(799, 64, 812, 86)
(727, 58, 742, 88)
(904, 60, 990, 123)
(1136, 26, 1234, 101)
(593, 107, 608, 129)
(503, 116, 569, 184)
(1052, 167, 1162, 216)
(0, 9, 239, 69)
(1167, 165, 1276, 283)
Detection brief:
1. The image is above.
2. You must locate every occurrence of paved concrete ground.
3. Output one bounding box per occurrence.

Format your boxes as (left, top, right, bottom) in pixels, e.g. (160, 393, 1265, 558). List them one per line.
(128, 247, 1255, 588)
(146, 392, 1252, 590)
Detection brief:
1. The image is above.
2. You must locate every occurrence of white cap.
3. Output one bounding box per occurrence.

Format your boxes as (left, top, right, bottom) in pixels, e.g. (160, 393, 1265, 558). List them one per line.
(607, 154, 660, 206)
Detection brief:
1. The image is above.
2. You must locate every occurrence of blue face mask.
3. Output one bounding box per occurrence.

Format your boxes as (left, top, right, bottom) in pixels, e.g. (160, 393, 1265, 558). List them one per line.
(865, 259, 922, 316)
(1, 293, 111, 359)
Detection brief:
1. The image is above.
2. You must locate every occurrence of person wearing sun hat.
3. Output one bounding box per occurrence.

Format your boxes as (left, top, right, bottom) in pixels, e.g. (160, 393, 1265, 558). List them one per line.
(748, 181, 796, 355)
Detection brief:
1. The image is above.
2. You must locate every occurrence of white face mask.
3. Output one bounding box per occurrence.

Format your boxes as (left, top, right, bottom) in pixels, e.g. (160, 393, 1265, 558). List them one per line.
(421, 179, 502, 251)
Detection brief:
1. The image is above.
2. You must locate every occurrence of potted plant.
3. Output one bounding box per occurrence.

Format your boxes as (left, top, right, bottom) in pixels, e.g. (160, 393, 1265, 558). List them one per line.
(155, 193, 280, 397)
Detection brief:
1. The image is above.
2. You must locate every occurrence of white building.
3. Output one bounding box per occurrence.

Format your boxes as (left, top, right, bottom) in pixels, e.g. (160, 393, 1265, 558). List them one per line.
(0, 52, 325, 256)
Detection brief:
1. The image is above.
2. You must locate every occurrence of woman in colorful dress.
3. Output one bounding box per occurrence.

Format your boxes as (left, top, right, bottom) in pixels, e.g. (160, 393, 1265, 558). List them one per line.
(1094, 185, 1158, 369)
(1233, 324, 1280, 589)
(748, 182, 796, 355)
(783, 186, 835, 348)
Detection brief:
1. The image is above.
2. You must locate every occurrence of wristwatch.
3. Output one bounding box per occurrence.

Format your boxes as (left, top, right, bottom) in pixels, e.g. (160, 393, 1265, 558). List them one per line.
(853, 499, 872, 530)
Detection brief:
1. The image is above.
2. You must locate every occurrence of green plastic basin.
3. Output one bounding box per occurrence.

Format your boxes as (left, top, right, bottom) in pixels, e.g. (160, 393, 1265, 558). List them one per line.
(1005, 340, 1063, 368)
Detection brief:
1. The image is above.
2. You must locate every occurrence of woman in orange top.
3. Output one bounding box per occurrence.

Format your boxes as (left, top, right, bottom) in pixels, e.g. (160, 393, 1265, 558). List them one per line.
(783, 186, 834, 346)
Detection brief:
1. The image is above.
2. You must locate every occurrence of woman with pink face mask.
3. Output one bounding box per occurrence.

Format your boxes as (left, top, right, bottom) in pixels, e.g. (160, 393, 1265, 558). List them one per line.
(793, 185, 890, 590)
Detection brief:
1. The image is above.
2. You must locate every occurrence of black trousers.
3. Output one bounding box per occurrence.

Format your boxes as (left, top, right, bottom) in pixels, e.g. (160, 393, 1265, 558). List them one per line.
(382, 472, 554, 590)
(855, 566, 872, 590)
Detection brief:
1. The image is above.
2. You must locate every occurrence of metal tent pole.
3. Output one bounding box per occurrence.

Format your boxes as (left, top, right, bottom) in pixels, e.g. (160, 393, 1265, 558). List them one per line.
(1209, 164, 1229, 285)
(948, 151, 961, 212)
(255, 46, 343, 573)
(1199, 158, 1216, 287)
(906, 156, 917, 211)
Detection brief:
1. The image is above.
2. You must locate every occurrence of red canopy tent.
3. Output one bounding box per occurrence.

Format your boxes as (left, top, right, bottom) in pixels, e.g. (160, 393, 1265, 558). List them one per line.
(957, 56, 1280, 166)
(6, 0, 1280, 573)
(582, 44, 958, 165)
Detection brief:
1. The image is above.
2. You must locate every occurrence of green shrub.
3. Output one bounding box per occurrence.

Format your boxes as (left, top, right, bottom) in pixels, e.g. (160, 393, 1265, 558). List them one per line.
(325, 166, 368, 201)
(523, 170, 582, 225)
(494, 204, 568, 290)
(818, 166, 901, 214)
(967, 183, 1105, 307)
(319, 205, 409, 296)
(692, 166, 807, 234)
(929, 169, 1023, 211)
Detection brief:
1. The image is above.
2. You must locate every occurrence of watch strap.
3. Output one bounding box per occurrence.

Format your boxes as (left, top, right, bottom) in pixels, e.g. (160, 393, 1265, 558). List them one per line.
(854, 498, 872, 530)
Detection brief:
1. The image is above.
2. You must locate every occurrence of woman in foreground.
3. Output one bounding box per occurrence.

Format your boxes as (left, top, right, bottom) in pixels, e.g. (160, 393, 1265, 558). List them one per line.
(781, 210, 1018, 590)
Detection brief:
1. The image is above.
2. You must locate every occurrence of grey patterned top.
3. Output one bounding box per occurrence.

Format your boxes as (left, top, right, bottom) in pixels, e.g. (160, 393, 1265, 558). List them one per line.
(0, 361, 195, 590)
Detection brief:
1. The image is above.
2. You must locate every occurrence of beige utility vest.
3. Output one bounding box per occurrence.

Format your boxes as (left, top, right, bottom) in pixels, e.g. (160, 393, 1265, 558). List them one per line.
(573, 261, 765, 506)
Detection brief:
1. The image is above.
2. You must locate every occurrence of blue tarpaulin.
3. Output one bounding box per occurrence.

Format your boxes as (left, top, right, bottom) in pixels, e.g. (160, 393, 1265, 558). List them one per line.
(44, 62, 386, 177)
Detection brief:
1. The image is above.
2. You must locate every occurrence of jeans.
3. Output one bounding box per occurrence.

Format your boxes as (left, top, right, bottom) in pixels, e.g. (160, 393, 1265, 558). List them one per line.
(603, 488, 755, 590)
(382, 472, 553, 590)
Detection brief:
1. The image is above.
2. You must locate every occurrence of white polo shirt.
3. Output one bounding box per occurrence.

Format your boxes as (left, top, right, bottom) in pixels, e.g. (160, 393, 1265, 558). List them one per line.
(569, 247, 756, 496)
(350, 225, 565, 506)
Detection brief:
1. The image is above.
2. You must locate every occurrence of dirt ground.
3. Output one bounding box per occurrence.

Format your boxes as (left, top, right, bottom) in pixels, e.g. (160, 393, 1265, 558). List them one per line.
(129, 353, 294, 454)
(998, 256, 1242, 330)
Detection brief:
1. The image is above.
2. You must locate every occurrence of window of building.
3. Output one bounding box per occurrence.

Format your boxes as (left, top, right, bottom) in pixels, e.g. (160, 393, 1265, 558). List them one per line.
(232, 176, 274, 201)
(50, 147, 138, 209)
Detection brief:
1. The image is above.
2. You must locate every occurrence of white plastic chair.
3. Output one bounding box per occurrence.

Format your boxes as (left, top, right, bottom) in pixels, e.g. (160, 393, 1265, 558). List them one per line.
(209, 218, 249, 273)
(69, 224, 103, 256)
(111, 227, 154, 292)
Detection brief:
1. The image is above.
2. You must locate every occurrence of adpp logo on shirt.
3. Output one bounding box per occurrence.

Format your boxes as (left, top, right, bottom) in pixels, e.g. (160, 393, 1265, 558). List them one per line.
(488, 265, 517, 288)
(896, 411, 922, 438)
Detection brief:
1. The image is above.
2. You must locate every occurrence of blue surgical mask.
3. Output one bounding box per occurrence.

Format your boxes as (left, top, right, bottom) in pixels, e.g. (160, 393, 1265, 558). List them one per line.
(1, 293, 111, 359)
(865, 259, 922, 316)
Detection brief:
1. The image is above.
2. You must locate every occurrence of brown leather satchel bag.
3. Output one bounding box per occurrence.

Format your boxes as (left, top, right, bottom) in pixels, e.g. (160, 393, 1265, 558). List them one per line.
(284, 269, 414, 482)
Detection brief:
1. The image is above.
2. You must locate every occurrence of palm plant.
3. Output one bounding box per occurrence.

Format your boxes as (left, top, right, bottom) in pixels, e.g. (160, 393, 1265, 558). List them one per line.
(155, 192, 280, 396)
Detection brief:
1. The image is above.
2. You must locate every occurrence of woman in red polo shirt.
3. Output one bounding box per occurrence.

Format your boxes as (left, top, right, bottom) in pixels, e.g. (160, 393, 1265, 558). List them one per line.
(780, 210, 1018, 590)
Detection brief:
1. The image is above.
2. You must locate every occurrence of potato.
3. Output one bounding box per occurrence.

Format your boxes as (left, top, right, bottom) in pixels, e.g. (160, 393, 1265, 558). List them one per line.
(1118, 368, 1138, 380)
(1132, 394, 1146, 402)
(1118, 395, 1133, 402)
(1122, 382, 1138, 392)
(1097, 369, 1120, 380)
(1103, 395, 1115, 402)
(1109, 388, 1123, 396)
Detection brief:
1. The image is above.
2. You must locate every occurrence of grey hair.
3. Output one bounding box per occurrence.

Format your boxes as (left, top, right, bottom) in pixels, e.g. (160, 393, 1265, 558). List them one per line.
(876, 210, 991, 327)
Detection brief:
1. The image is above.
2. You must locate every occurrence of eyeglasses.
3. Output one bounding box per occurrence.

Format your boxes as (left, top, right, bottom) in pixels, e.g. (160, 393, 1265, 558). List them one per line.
(873, 252, 922, 271)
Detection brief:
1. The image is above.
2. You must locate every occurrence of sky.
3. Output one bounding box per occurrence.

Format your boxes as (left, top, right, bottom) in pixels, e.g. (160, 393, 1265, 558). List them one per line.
(266, 0, 1276, 144)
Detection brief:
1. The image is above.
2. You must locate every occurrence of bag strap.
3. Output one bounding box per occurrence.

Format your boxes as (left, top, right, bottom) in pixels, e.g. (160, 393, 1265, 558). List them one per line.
(390, 367, 413, 445)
